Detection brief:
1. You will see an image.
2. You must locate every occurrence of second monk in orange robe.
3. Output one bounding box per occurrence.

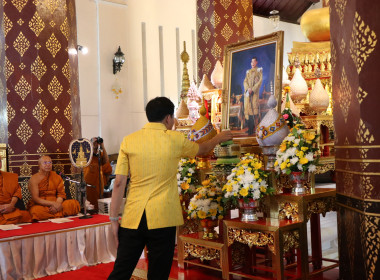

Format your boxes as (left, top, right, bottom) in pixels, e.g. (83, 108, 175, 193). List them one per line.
(28, 155, 80, 221)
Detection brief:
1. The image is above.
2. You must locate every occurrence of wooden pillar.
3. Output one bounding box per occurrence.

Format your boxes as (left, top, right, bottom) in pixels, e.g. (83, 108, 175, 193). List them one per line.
(330, 0, 380, 279)
(196, 0, 253, 82)
(0, 0, 81, 177)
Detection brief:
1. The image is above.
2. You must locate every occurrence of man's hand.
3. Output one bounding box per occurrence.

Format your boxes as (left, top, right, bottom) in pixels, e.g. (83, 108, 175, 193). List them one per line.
(111, 221, 120, 248)
(0, 204, 15, 214)
(249, 88, 253, 94)
(49, 201, 63, 214)
(216, 130, 233, 143)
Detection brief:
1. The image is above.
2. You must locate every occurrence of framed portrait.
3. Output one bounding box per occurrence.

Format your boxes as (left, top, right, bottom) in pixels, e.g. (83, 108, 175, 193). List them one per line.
(222, 31, 284, 145)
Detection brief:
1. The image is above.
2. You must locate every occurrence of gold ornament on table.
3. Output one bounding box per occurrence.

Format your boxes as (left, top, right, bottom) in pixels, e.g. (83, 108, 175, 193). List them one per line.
(300, 7, 330, 42)
(180, 41, 190, 102)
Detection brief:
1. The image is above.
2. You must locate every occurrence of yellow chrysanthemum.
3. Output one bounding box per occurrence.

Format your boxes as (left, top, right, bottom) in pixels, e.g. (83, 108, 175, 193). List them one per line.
(209, 209, 217, 217)
(218, 205, 223, 211)
(218, 215, 223, 220)
(260, 186, 267, 193)
(304, 131, 315, 141)
(239, 188, 249, 197)
(202, 180, 210, 186)
(280, 143, 287, 152)
(236, 169, 244, 176)
(274, 160, 279, 166)
(187, 173, 192, 177)
(197, 210, 207, 219)
(226, 185, 233, 192)
(280, 162, 287, 170)
(253, 162, 262, 169)
(186, 178, 191, 183)
(301, 147, 308, 151)
(299, 157, 309, 165)
(181, 182, 190, 190)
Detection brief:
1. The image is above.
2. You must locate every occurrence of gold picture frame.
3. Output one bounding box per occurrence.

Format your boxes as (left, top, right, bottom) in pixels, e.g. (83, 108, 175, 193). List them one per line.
(222, 31, 284, 146)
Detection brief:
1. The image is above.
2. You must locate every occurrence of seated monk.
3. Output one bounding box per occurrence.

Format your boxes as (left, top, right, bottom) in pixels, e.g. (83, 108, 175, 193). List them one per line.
(28, 155, 80, 221)
(0, 156, 32, 224)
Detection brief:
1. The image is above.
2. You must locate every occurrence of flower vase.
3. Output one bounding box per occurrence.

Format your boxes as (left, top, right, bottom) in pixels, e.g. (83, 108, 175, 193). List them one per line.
(238, 198, 259, 222)
(200, 219, 218, 239)
(289, 172, 308, 195)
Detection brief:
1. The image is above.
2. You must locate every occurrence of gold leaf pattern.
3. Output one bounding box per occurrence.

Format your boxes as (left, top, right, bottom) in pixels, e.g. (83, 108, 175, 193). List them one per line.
(340, 38, 345, 54)
(360, 163, 369, 171)
(196, 15, 202, 29)
(360, 176, 373, 199)
(232, 9, 242, 27)
(3, 14, 13, 37)
(243, 24, 250, 40)
(37, 143, 47, 153)
(220, 0, 232, 10)
(16, 119, 33, 145)
(60, 17, 69, 40)
(31, 56, 47, 81)
(203, 57, 212, 75)
(20, 106, 27, 114)
(210, 11, 221, 27)
(11, 0, 28, 12)
(53, 106, 59, 113)
(241, 0, 250, 12)
(19, 63, 25, 70)
(46, 33, 61, 58)
(211, 42, 221, 59)
(356, 119, 375, 144)
(7, 102, 15, 125)
(20, 162, 32, 177)
(38, 130, 44, 137)
(359, 148, 368, 159)
(49, 20, 55, 27)
(357, 87, 368, 104)
(17, 18, 24, 26)
(48, 0, 59, 14)
(339, 68, 351, 123)
(201, 0, 210, 13)
(33, 100, 48, 125)
(48, 76, 63, 100)
(221, 23, 233, 41)
(5, 58, 14, 81)
(29, 11, 45, 37)
(364, 216, 380, 280)
(62, 60, 71, 81)
(350, 12, 377, 74)
(50, 119, 65, 143)
(335, 0, 347, 26)
(51, 63, 57, 71)
(202, 26, 211, 44)
(14, 76, 31, 101)
(36, 86, 43, 94)
(64, 102, 72, 124)
(197, 45, 202, 64)
(13, 32, 30, 57)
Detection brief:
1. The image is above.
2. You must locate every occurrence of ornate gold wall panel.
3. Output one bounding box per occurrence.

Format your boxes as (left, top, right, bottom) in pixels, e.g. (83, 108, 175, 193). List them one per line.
(331, 0, 380, 278)
(196, 0, 253, 82)
(1, 0, 81, 177)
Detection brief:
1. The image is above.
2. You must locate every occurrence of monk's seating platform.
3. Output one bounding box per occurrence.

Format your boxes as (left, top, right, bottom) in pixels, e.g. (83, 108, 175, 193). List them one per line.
(0, 214, 116, 280)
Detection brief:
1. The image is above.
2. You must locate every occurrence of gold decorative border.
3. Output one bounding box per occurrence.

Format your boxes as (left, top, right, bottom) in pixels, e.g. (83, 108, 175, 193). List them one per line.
(335, 169, 380, 176)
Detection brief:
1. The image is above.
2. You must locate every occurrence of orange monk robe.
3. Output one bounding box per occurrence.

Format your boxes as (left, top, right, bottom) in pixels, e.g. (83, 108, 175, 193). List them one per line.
(0, 172, 31, 225)
(29, 171, 80, 221)
(83, 155, 112, 210)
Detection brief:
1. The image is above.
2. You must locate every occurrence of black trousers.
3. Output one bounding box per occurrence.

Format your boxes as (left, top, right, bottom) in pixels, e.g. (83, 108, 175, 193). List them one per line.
(248, 115, 255, 135)
(107, 212, 176, 280)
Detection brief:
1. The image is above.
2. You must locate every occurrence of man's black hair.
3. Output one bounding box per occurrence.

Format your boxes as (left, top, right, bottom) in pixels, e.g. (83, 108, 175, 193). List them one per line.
(252, 57, 257, 61)
(145, 97, 175, 122)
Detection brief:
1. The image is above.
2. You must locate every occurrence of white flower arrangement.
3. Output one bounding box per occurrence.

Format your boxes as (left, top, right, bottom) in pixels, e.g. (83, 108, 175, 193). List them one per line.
(274, 125, 319, 175)
(187, 176, 224, 220)
(177, 158, 198, 196)
(222, 154, 274, 205)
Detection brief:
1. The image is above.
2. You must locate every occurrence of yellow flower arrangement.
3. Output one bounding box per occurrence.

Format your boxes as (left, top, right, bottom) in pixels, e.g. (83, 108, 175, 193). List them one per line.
(187, 175, 225, 220)
(222, 154, 274, 206)
(274, 125, 320, 175)
(177, 158, 198, 196)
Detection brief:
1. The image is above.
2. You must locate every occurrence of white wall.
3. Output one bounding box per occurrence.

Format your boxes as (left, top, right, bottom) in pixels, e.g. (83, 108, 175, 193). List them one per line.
(76, 0, 322, 154)
(76, 0, 196, 154)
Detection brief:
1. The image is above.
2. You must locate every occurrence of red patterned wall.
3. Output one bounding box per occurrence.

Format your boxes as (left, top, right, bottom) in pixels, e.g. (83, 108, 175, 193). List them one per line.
(197, 0, 253, 83)
(2, 0, 81, 177)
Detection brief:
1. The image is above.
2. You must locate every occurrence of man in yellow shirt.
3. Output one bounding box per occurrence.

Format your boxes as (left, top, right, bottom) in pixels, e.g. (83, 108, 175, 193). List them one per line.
(108, 97, 232, 280)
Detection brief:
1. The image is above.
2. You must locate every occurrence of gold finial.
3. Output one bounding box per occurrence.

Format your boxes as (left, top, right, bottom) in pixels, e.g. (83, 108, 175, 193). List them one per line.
(199, 99, 207, 116)
(180, 41, 190, 100)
